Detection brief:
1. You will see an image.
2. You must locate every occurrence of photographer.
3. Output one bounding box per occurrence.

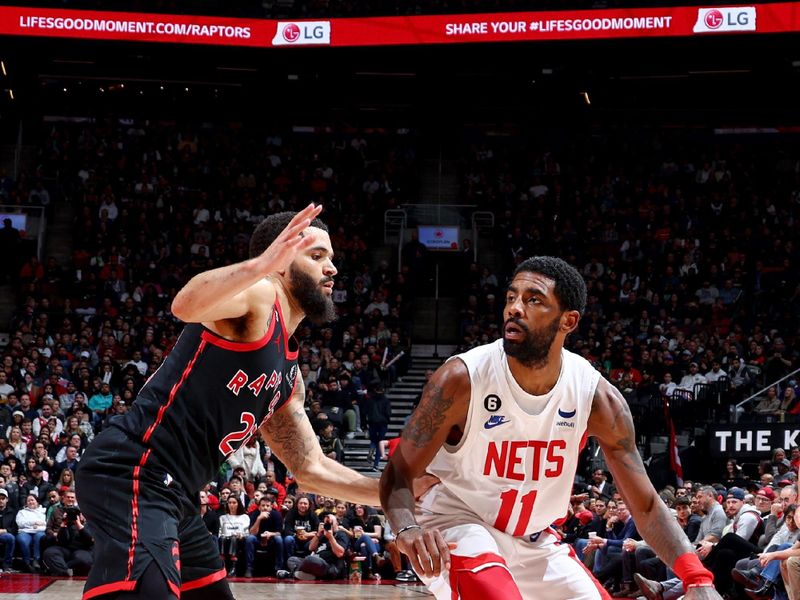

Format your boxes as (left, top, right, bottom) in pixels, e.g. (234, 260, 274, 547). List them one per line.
(284, 513, 349, 580)
(42, 489, 93, 576)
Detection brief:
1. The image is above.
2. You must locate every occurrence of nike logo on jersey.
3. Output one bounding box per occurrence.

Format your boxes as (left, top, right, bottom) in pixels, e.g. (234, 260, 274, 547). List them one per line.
(484, 415, 510, 429)
(557, 408, 576, 419)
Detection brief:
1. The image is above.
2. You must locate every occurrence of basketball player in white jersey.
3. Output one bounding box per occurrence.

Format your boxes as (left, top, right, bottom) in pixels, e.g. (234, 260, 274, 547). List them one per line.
(380, 257, 720, 600)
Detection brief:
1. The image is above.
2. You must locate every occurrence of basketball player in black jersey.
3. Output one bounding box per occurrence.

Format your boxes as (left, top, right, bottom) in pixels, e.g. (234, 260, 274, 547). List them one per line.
(76, 204, 382, 600)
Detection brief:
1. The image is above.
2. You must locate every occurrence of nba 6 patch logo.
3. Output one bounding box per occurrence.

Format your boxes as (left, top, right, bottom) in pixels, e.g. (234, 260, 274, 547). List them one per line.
(484, 394, 502, 412)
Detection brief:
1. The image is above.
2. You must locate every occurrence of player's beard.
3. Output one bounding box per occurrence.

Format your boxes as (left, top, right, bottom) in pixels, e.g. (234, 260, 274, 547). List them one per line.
(289, 264, 337, 325)
(502, 315, 561, 368)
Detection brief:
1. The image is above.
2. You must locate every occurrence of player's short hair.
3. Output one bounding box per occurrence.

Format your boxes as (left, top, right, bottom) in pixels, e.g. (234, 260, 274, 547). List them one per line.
(513, 256, 587, 314)
(249, 211, 329, 259)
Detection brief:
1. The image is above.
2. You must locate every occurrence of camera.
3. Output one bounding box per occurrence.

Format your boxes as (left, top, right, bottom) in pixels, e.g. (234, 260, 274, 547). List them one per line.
(324, 522, 332, 531)
(65, 507, 81, 522)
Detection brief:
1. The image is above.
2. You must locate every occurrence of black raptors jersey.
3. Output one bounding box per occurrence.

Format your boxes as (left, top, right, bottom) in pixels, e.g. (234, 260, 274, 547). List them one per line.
(111, 299, 298, 493)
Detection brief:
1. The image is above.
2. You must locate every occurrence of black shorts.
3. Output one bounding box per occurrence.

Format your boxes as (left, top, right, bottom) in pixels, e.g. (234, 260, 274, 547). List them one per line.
(76, 426, 225, 600)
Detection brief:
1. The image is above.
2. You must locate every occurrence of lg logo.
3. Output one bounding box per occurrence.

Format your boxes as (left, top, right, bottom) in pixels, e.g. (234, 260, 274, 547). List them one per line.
(275, 22, 331, 45)
(282, 23, 301, 42)
(694, 7, 756, 33)
(704, 9, 723, 29)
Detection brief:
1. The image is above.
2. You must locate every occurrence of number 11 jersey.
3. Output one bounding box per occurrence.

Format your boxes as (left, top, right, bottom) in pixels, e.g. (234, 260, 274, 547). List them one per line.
(424, 340, 600, 537)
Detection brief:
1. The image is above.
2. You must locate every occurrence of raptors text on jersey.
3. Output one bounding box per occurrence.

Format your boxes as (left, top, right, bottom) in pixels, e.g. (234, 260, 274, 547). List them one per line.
(112, 299, 299, 493)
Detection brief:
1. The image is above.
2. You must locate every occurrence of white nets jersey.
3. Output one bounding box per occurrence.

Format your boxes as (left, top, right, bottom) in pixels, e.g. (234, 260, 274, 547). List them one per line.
(425, 339, 600, 538)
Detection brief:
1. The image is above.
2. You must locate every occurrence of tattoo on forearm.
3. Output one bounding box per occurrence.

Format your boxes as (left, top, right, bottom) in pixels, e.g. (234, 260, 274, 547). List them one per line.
(610, 403, 647, 475)
(639, 500, 694, 564)
(265, 407, 312, 472)
(402, 382, 453, 448)
(611, 400, 632, 431)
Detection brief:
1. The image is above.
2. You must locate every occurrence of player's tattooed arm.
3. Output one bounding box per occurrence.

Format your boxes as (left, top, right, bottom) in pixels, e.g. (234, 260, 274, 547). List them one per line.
(588, 377, 694, 567)
(380, 359, 470, 528)
(260, 377, 381, 506)
(379, 359, 470, 579)
(261, 399, 313, 475)
(401, 382, 456, 448)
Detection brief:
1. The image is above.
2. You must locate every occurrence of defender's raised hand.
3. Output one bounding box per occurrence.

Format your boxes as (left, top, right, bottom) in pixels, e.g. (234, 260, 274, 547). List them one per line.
(253, 203, 323, 276)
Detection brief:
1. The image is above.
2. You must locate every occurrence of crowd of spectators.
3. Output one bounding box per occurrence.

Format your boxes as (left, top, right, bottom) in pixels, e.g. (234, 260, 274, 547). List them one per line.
(454, 130, 800, 431)
(193, 475, 418, 581)
(0, 117, 419, 575)
(3, 113, 800, 586)
(562, 452, 800, 599)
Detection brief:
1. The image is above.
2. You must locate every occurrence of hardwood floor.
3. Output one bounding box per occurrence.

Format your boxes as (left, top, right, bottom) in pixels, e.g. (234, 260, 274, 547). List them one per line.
(0, 575, 432, 599)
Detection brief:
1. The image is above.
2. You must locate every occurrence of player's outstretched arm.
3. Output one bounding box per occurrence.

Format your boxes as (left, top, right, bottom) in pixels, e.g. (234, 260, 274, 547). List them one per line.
(171, 203, 321, 324)
(588, 378, 720, 600)
(260, 378, 380, 506)
(380, 359, 470, 578)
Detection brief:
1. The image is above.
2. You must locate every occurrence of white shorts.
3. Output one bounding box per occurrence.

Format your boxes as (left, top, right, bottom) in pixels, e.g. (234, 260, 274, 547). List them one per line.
(415, 485, 610, 600)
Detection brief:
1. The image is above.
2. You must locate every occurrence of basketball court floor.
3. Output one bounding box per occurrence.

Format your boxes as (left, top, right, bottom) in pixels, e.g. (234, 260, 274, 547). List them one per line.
(0, 575, 432, 599)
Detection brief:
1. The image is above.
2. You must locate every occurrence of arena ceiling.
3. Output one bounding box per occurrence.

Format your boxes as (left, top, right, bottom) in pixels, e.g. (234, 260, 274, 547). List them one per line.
(1, 29, 799, 127)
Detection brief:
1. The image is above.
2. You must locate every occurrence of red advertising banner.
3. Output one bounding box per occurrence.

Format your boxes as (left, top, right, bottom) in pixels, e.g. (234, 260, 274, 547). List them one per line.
(1, 3, 799, 48)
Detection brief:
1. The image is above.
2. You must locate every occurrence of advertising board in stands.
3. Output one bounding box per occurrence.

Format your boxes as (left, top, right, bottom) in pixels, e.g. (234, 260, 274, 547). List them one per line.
(2, 3, 800, 48)
(710, 423, 800, 457)
(418, 226, 460, 250)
